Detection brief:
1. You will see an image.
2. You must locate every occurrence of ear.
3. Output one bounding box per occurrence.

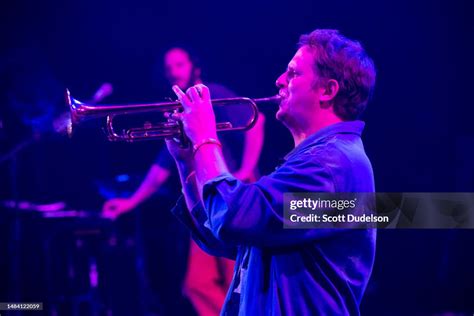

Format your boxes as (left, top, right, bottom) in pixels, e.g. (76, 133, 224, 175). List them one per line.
(319, 79, 339, 103)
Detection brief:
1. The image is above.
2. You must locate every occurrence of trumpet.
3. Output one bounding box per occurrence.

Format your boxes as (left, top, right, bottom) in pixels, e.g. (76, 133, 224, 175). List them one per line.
(66, 89, 280, 142)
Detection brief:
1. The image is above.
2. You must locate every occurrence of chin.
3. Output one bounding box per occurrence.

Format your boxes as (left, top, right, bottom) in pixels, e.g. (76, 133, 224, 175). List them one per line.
(276, 107, 285, 122)
(276, 109, 290, 126)
(276, 99, 289, 121)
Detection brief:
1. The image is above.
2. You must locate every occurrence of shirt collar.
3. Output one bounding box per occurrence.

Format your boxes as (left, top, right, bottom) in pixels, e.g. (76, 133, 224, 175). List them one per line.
(284, 120, 366, 161)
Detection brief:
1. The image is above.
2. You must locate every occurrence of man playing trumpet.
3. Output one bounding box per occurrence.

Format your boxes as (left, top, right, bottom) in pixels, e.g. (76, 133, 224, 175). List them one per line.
(166, 29, 377, 315)
(102, 46, 265, 316)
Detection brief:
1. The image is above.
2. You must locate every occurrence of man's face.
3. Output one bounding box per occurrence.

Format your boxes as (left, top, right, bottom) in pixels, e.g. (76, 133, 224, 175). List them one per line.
(275, 46, 322, 128)
(164, 48, 195, 90)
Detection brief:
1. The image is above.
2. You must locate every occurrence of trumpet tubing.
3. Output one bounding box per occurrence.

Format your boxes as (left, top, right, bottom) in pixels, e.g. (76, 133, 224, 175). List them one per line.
(66, 89, 280, 142)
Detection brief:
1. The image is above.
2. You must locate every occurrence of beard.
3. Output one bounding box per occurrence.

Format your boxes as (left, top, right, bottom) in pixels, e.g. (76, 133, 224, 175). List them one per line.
(276, 99, 294, 131)
(276, 96, 290, 121)
(181, 67, 201, 91)
(167, 67, 200, 91)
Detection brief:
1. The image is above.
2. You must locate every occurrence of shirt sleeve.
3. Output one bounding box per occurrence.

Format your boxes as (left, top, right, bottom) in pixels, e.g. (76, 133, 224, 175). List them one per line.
(201, 154, 344, 247)
(171, 195, 238, 260)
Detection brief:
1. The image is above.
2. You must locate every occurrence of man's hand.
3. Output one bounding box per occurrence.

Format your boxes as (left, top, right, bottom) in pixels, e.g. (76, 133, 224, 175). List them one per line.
(169, 84, 218, 145)
(168, 83, 229, 197)
(165, 138, 194, 166)
(102, 198, 136, 220)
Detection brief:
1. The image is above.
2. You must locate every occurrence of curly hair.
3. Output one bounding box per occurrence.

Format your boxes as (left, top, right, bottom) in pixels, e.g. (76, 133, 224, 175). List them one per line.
(298, 29, 376, 120)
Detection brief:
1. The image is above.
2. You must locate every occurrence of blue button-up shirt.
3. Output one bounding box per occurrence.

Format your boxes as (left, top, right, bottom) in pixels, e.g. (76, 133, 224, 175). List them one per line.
(172, 120, 376, 315)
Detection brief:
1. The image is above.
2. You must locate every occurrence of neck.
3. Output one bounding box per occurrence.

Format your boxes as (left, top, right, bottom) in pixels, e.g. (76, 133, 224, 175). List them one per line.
(290, 112, 343, 147)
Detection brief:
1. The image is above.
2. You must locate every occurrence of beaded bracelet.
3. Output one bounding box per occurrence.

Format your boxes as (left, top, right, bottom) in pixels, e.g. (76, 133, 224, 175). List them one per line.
(192, 138, 222, 157)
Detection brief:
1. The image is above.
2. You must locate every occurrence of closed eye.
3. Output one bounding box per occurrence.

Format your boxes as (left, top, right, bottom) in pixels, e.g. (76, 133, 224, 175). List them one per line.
(287, 68, 298, 80)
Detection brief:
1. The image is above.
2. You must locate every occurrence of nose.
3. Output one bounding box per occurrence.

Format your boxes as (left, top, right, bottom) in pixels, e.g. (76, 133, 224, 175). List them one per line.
(275, 72, 287, 89)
